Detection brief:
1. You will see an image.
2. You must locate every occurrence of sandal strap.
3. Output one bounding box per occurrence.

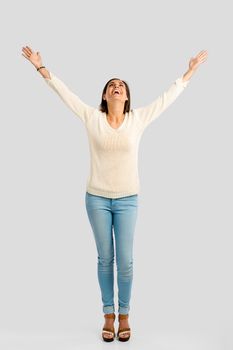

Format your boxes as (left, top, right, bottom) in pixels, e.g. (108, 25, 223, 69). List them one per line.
(118, 314, 129, 320)
(104, 313, 115, 319)
(102, 328, 115, 338)
(118, 327, 131, 333)
(118, 331, 131, 337)
(102, 329, 115, 334)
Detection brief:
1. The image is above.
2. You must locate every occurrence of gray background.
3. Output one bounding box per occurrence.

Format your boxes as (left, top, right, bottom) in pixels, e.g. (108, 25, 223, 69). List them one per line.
(1, 0, 232, 349)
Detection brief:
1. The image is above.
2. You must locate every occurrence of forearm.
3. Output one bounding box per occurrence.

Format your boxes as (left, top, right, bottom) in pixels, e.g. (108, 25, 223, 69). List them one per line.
(182, 68, 195, 83)
(135, 75, 189, 131)
(43, 71, 94, 123)
(34, 64, 51, 79)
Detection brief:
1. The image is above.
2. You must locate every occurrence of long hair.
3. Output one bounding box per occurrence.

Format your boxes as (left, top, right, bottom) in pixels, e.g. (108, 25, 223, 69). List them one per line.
(99, 78, 131, 114)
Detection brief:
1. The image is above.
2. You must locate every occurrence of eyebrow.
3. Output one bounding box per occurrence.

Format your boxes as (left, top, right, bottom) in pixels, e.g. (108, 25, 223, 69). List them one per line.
(108, 80, 125, 85)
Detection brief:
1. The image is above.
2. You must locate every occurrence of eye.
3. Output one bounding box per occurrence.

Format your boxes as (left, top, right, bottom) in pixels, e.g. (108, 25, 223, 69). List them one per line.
(109, 82, 124, 87)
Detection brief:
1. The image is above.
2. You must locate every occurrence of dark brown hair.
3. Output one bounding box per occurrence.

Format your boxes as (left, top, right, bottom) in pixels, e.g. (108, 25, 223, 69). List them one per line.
(99, 78, 131, 114)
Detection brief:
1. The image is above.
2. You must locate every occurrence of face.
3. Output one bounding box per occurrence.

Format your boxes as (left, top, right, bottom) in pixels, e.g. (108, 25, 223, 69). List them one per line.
(103, 79, 128, 104)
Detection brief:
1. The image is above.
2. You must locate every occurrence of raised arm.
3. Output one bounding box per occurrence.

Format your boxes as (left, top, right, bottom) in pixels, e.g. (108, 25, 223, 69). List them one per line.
(21, 45, 95, 123)
(134, 76, 190, 131)
(134, 50, 208, 131)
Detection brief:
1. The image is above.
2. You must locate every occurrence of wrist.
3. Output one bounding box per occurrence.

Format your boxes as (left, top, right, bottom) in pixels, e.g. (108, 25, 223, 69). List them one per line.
(182, 68, 194, 83)
(34, 63, 43, 70)
(188, 67, 196, 74)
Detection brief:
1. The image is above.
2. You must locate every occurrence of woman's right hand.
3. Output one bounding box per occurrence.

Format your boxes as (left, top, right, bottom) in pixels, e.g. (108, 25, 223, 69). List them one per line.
(22, 46, 43, 69)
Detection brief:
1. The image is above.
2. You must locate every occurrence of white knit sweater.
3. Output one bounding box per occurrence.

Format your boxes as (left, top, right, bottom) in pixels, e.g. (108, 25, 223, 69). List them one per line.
(44, 72, 189, 198)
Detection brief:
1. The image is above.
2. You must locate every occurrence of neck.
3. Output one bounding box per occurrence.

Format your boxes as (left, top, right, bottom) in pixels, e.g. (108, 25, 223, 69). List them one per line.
(107, 102, 125, 120)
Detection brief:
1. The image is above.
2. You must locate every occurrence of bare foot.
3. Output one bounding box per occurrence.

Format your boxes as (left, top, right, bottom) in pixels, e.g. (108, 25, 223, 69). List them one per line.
(103, 316, 115, 339)
(119, 318, 130, 338)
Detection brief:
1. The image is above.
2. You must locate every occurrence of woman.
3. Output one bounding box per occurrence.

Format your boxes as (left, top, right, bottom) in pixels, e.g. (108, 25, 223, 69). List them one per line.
(21, 46, 208, 342)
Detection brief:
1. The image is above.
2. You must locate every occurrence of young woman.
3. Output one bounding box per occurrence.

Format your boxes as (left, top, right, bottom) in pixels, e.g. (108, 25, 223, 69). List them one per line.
(22, 46, 208, 342)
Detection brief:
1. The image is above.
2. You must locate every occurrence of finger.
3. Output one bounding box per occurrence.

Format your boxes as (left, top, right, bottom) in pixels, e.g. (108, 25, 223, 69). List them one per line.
(22, 51, 31, 59)
(22, 49, 29, 58)
(22, 53, 29, 60)
(197, 54, 207, 62)
(199, 50, 207, 55)
(26, 46, 32, 52)
(197, 52, 204, 58)
(200, 54, 208, 60)
(200, 51, 208, 57)
(197, 50, 207, 58)
(199, 51, 208, 58)
(22, 47, 31, 56)
(199, 57, 207, 64)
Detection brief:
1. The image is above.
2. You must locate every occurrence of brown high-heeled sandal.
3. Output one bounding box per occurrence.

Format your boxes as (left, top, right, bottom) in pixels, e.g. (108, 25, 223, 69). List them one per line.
(117, 314, 131, 341)
(102, 313, 116, 342)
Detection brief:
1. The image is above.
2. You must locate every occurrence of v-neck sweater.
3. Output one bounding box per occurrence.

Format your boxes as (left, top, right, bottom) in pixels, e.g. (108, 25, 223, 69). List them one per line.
(44, 72, 189, 198)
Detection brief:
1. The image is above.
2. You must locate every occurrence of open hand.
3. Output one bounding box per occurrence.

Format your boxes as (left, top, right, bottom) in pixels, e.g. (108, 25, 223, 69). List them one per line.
(189, 50, 208, 72)
(22, 46, 43, 68)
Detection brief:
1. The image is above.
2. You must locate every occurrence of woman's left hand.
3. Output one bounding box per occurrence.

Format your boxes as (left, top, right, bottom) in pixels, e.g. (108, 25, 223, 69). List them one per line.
(189, 50, 208, 72)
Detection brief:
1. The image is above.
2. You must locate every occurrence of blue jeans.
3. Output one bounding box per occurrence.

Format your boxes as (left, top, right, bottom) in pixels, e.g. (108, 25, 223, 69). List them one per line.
(85, 192, 138, 315)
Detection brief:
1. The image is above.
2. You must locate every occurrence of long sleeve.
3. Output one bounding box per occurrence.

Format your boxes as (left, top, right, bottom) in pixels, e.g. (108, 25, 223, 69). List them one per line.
(134, 76, 190, 131)
(44, 72, 95, 124)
